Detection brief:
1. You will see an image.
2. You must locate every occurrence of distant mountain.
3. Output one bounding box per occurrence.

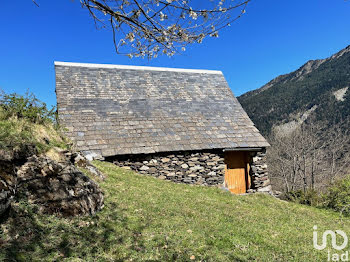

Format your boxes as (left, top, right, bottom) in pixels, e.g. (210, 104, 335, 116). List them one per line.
(238, 45, 350, 136)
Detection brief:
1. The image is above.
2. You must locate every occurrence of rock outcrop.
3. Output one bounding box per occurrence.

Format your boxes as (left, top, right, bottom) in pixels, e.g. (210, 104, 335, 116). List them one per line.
(0, 146, 36, 216)
(17, 155, 104, 216)
(0, 161, 16, 217)
(0, 147, 104, 217)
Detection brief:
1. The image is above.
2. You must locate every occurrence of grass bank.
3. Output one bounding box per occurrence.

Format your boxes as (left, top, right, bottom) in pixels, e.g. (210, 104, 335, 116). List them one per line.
(1, 161, 349, 261)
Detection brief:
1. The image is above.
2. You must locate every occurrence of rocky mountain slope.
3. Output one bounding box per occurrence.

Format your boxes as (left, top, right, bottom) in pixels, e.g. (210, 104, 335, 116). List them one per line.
(238, 45, 350, 136)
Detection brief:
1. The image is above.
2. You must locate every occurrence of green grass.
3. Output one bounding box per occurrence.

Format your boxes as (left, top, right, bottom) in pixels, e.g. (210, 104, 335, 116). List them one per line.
(0, 117, 69, 154)
(1, 161, 350, 261)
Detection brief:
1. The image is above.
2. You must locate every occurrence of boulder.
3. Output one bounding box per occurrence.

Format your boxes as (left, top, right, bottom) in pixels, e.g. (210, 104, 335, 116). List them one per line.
(83, 152, 103, 161)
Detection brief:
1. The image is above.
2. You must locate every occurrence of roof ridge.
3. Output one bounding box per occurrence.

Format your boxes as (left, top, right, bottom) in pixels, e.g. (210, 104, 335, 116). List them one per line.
(54, 61, 223, 75)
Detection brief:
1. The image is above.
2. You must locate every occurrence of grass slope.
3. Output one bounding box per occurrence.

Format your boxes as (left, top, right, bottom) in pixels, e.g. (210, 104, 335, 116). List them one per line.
(0, 117, 69, 154)
(1, 161, 350, 261)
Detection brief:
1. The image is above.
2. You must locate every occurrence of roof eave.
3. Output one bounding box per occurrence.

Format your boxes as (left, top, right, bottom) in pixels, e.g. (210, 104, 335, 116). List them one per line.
(54, 61, 223, 75)
(223, 147, 267, 152)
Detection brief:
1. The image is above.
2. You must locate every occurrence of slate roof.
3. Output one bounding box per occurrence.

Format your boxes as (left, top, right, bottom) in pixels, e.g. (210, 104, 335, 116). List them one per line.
(55, 62, 269, 157)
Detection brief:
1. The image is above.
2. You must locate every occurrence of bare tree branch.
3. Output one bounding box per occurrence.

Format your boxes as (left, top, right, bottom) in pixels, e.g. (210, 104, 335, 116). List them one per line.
(78, 0, 250, 59)
(268, 117, 350, 193)
(32, 0, 39, 7)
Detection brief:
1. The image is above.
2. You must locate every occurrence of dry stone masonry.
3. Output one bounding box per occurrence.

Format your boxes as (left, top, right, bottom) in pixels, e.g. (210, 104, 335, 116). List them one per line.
(112, 149, 272, 193)
(248, 150, 272, 193)
(112, 150, 226, 186)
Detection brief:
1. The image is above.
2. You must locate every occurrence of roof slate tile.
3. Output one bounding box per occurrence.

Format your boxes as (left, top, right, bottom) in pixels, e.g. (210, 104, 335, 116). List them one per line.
(55, 62, 270, 157)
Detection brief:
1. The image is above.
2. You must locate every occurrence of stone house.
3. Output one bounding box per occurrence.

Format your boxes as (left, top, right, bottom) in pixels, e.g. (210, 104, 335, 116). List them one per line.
(55, 62, 271, 194)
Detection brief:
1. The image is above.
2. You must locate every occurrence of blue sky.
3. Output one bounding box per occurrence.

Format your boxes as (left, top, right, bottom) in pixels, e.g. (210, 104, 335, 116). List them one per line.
(0, 0, 350, 107)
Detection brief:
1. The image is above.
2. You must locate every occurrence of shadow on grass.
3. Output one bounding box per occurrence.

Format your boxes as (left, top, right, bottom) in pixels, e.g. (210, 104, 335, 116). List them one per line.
(0, 200, 136, 261)
(0, 200, 187, 261)
(0, 202, 46, 261)
(1, 189, 212, 262)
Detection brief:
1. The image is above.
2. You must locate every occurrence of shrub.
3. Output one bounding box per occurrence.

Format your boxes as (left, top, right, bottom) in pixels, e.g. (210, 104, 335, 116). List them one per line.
(0, 89, 57, 125)
(0, 119, 36, 150)
(323, 175, 350, 216)
(0, 90, 69, 153)
(284, 189, 323, 207)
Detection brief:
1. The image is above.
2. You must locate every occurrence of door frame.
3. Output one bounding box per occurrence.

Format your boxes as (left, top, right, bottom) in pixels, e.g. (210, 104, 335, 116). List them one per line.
(224, 151, 252, 194)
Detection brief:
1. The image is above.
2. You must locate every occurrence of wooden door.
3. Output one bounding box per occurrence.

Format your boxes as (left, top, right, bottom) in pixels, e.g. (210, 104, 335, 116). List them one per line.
(224, 152, 250, 194)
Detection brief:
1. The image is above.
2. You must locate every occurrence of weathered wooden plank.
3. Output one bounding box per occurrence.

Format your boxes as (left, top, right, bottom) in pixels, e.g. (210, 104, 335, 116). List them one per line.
(224, 152, 248, 194)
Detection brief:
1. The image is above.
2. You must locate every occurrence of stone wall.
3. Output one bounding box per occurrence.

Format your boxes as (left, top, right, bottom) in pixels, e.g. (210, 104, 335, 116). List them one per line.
(111, 150, 226, 186)
(248, 150, 272, 193)
(111, 149, 272, 193)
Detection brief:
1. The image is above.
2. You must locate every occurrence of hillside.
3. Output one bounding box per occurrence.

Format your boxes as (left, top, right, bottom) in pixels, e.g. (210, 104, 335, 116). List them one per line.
(238, 45, 350, 136)
(1, 161, 349, 261)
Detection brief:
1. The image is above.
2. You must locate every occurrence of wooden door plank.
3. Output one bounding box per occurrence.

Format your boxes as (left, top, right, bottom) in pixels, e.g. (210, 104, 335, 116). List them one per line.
(224, 152, 248, 194)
